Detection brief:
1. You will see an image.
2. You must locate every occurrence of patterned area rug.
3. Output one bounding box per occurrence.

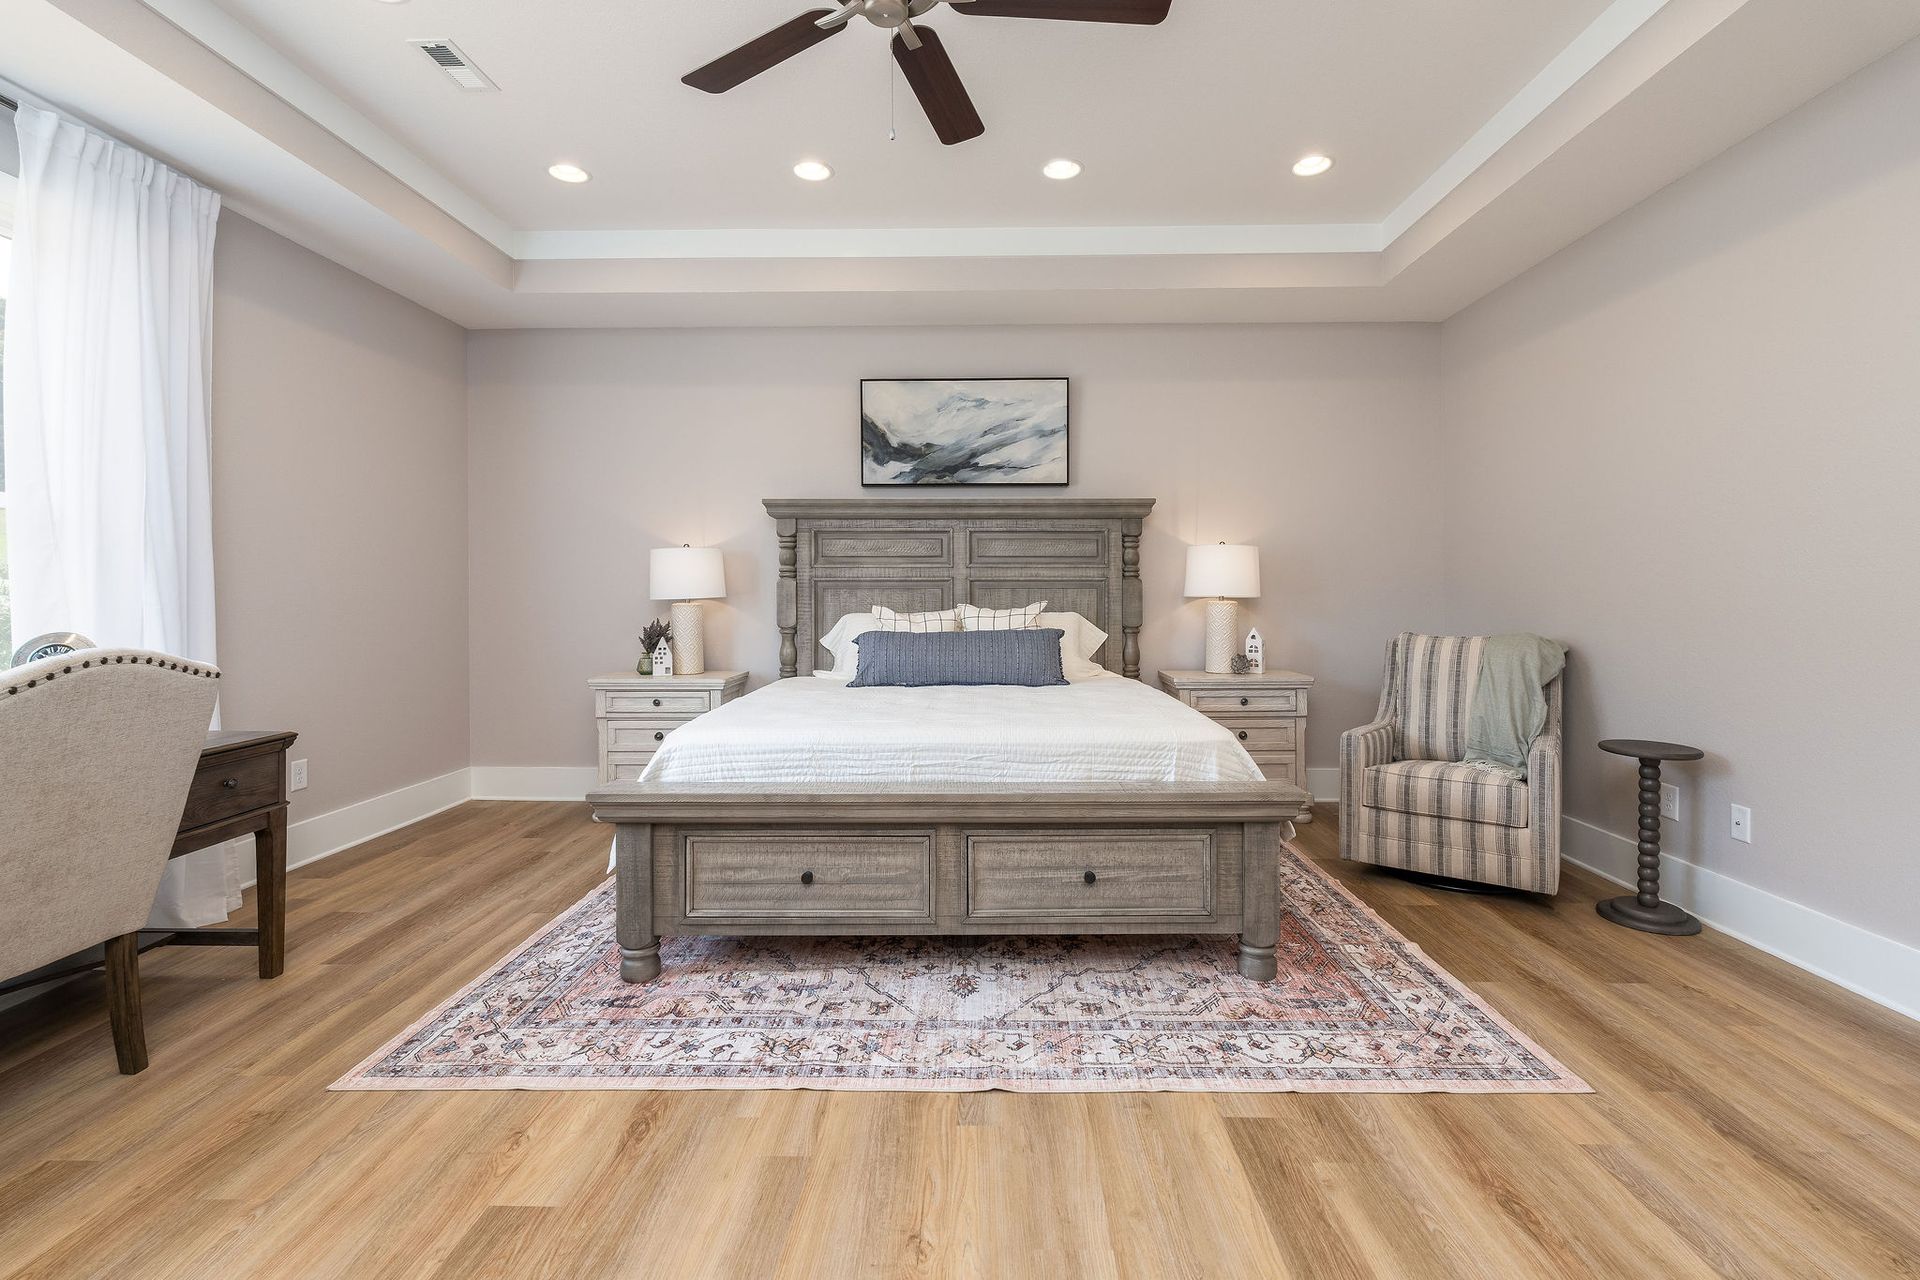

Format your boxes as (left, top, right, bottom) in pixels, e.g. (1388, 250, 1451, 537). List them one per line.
(335, 848, 1587, 1093)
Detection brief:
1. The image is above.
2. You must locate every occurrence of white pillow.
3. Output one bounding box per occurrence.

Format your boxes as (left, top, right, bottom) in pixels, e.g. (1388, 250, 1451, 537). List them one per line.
(1037, 611, 1110, 679)
(817, 611, 883, 677)
(871, 606, 960, 633)
(958, 601, 1049, 631)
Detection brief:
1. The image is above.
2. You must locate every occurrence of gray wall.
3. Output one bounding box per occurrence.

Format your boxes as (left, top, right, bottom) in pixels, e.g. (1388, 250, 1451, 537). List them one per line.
(1440, 39, 1920, 946)
(466, 324, 1448, 774)
(211, 212, 471, 821)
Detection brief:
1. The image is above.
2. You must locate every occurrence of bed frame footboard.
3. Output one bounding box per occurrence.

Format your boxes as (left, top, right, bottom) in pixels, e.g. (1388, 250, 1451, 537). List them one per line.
(590, 781, 1310, 984)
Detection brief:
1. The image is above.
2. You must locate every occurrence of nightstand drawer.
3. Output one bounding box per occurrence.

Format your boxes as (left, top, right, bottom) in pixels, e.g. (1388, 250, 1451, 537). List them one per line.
(607, 719, 698, 750)
(1251, 753, 1301, 784)
(605, 750, 657, 782)
(1218, 720, 1297, 754)
(181, 749, 283, 830)
(1192, 689, 1300, 715)
(601, 689, 714, 716)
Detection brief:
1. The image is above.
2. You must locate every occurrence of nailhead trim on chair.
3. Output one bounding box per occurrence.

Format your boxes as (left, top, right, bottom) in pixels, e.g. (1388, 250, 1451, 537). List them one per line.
(5, 654, 221, 696)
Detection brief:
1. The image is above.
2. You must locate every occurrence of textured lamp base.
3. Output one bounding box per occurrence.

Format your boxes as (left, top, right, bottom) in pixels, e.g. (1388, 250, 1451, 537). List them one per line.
(670, 601, 707, 676)
(1203, 599, 1237, 674)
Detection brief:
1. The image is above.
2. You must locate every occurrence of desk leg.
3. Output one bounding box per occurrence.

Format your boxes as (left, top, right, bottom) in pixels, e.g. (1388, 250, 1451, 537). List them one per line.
(255, 808, 288, 978)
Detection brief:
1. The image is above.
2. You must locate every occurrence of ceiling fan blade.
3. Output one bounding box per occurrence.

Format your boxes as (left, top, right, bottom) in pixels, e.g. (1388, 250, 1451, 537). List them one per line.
(683, 9, 845, 94)
(952, 0, 1171, 22)
(892, 25, 985, 146)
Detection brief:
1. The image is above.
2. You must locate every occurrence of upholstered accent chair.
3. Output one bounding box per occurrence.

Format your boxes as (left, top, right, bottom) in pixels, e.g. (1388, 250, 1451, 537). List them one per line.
(1340, 633, 1564, 894)
(0, 650, 220, 1073)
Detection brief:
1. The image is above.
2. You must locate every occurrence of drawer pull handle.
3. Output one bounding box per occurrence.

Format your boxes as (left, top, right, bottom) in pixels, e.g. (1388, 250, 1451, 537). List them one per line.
(801, 870, 815, 886)
(1237, 730, 1249, 741)
(1083, 870, 1097, 885)
(222, 777, 238, 789)
(652, 698, 662, 707)
(1240, 696, 1250, 706)
(653, 731, 665, 742)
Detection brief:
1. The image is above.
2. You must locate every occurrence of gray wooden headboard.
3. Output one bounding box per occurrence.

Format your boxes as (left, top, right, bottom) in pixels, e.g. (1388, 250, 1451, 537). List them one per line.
(762, 498, 1156, 680)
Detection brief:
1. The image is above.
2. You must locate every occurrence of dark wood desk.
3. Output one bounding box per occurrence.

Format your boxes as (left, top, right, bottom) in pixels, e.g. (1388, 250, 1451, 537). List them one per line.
(0, 729, 299, 1004)
(150, 730, 299, 977)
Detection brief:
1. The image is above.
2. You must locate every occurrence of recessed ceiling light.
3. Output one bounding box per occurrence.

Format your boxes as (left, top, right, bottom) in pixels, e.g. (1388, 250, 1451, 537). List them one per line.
(1042, 158, 1082, 181)
(1291, 153, 1334, 178)
(547, 163, 591, 184)
(793, 160, 834, 182)
(375, 0, 409, 5)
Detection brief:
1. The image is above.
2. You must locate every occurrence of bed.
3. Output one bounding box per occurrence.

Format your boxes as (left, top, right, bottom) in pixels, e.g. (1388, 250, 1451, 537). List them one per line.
(587, 498, 1310, 983)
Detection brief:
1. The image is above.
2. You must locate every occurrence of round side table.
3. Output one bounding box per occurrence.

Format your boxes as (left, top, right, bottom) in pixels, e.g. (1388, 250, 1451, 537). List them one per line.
(1595, 739, 1704, 935)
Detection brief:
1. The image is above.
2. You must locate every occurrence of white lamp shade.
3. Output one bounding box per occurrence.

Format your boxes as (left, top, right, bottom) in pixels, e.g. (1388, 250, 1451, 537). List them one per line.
(650, 546, 726, 600)
(1184, 543, 1260, 599)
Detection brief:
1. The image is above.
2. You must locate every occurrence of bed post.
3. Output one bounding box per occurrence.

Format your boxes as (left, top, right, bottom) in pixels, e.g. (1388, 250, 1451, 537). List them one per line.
(1121, 516, 1143, 680)
(1239, 821, 1282, 981)
(776, 517, 799, 679)
(616, 823, 659, 982)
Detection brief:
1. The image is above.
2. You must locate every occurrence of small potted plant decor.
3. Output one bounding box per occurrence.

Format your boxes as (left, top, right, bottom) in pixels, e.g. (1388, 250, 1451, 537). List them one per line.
(638, 618, 672, 676)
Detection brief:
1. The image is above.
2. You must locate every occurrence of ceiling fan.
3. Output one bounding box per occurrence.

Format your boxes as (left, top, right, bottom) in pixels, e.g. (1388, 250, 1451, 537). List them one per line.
(682, 0, 1173, 146)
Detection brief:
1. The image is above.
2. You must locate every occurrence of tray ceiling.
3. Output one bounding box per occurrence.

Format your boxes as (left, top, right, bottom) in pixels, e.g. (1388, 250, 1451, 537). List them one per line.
(199, 0, 1614, 231)
(6, 0, 1918, 326)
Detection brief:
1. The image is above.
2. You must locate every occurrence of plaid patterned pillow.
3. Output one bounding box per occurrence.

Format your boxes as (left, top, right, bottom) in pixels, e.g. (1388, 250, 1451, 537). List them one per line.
(871, 606, 960, 633)
(958, 602, 1050, 632)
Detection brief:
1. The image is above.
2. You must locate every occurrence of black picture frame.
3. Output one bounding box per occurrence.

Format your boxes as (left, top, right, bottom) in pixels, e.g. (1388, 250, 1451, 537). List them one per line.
(859, 377, 1070, 487)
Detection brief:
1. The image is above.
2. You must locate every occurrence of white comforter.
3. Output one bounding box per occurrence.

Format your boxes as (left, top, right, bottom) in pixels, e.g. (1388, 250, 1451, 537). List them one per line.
(639, 673, 1264, 786)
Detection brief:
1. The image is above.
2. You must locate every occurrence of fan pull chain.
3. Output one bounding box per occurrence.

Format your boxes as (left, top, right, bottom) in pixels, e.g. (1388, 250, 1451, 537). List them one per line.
(888, 49, 897, 141)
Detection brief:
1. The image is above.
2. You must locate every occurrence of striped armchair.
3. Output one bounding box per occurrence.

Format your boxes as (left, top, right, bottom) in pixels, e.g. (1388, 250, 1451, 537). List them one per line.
(1340, 633, 1564, 894)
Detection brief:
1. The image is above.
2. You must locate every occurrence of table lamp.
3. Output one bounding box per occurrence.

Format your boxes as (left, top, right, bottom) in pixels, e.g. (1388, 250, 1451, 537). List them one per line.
(650, 545, 726, 676)
(1184, 543, 1260, 674)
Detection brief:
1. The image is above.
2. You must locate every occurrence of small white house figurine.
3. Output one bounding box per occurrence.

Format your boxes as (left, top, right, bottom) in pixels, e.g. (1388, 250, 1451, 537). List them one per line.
(651, 638, 674, 677)
(1244, 628, 1265, 675)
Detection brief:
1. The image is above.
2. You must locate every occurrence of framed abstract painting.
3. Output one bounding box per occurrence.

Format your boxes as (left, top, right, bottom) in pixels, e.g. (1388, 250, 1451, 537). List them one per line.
(860, 378, 1069, 486)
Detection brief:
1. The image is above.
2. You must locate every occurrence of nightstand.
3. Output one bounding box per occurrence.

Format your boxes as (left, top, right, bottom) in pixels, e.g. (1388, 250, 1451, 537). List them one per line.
(1158, 669, 1314, 810)
(589, 671, 748, 783)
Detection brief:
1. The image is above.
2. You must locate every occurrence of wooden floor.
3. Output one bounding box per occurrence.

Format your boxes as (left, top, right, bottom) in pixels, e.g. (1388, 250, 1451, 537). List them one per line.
(3, 803, 1918, 1279)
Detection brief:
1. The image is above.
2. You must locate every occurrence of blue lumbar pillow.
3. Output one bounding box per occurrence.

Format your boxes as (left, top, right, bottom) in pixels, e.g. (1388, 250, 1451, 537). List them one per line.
(849, 628, 1069, 688)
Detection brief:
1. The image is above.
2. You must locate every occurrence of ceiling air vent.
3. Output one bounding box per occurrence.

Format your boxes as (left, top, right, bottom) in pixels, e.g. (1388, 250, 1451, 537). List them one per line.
(409, 40, 498, 92)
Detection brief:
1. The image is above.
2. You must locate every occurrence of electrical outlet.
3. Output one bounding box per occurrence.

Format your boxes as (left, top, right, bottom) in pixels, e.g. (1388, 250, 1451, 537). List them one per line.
(1660, 783, 1680, 821)
(290, 758, 309, 792)
(1730, 803, 1752, 843)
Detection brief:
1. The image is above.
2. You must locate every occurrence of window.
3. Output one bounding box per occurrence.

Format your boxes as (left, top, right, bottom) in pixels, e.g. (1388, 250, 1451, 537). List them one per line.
(0, 202, 12, 662)
(0, 209, 11, 662)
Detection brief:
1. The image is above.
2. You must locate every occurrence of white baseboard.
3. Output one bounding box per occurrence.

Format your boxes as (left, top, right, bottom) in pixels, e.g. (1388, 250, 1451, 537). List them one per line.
(468, 765, 599, 802)
(1562, 815, 1920, 1022)
(232, 765, 592, 891)
(242, 768, 473, 886)
(1306, 767, 1340, 803)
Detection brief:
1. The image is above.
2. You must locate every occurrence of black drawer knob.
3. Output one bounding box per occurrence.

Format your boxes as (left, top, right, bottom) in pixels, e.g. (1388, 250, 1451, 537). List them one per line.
(1083, 870, 1097, 885)
(652, 698, 662, 707)
(801, 870, 815, 886)
(222, 777, 238, 789)
(1240, 696, 1250, 706)
(1237, 730, 1249, 741)
(653, 731, 665, 742)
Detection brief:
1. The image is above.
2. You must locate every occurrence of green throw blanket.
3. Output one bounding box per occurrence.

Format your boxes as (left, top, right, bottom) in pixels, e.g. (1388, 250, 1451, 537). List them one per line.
(1464, 634, 1566, 778)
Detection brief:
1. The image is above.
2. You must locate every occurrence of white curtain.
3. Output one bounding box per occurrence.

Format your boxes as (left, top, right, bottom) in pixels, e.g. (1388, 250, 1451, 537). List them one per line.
(4, 102, 237, 927)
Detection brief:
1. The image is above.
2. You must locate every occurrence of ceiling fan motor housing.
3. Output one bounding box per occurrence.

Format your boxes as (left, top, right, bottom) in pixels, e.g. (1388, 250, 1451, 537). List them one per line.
(847, 0, 921, 29)
(687, 0, 1171, 144)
